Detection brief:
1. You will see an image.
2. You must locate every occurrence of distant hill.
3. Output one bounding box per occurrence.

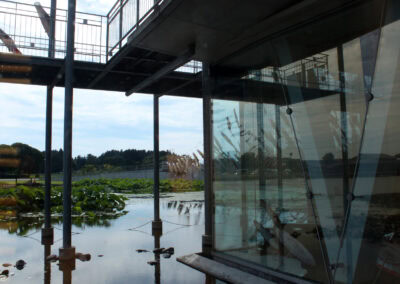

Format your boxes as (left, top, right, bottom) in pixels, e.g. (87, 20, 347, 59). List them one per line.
(0, 142, 171, 177)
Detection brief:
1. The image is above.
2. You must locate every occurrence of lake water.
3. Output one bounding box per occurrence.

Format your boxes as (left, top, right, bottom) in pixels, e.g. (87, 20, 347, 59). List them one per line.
(0, 192, 207, 283)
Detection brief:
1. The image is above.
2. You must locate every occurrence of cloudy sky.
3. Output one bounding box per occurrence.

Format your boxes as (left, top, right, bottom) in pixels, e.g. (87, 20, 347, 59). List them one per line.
(0, 0, 203, 157)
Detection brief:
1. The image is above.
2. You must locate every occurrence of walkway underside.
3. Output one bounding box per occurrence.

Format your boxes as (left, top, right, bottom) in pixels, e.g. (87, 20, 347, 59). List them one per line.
(0, 49, 203, 98)
(0, 50, 339, 105)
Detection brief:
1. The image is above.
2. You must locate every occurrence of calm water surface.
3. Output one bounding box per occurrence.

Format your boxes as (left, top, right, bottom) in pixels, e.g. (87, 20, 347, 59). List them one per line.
(0, 192, 206, 283)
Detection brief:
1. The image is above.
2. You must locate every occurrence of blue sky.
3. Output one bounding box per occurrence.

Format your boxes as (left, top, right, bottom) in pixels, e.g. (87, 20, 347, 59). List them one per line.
(0, 0, 203, 157)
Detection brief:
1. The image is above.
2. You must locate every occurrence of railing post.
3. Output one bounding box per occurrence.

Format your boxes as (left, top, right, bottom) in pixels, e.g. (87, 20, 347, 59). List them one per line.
(136, 0, 140, 26)
(106, 16, 109, 62)
(119, 0, 123, 49)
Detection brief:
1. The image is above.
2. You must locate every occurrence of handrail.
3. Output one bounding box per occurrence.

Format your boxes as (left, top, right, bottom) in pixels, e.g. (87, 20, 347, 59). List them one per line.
(0, 0, 105, 18)
(0, 0, 107, 63)
(0, 0, 201, 73)
(106, 0, 164, 58)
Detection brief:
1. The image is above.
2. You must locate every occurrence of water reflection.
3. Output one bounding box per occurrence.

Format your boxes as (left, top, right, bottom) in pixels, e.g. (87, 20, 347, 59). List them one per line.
(0, 192, 206, 283)
(43, 243, 51, 284)
(154, 230, 161, 284)
(0, 212, 127, 237)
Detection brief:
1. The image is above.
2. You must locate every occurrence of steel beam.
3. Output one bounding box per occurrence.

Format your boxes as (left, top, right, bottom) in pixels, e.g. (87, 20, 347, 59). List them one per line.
(126, 46, 194, 96)
(62, 0, 77, 249)
(202, 63, 213, 256)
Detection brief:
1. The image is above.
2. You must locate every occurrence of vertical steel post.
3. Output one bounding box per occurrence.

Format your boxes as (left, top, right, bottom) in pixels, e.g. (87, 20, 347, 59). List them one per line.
(106, 16, 109, 61)
(44, 87, 53, 229)
(202, 63, 213, 256)
(62, 0, 77, 250)
(43, 86, 53, 233)
(136, 0, 140, 25)
(154, 95, 160, 220)
(48, 0, 57, 59)
(152, 94, 162, 235)
(119, 0, 123, 49)
(42, 0, 57, 244)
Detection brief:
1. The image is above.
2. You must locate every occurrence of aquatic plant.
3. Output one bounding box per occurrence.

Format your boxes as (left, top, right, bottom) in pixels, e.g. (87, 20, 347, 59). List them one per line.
(73, 178, 204, 193)
(0, 184, 127, 214)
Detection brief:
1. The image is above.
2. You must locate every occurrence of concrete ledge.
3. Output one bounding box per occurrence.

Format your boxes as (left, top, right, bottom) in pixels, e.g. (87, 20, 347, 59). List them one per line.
(177, 253, 275, 284)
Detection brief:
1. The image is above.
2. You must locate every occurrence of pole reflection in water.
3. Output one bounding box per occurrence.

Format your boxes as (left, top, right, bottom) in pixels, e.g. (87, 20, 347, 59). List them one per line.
(63, 267, 72, 284)
(43, 243, 51, 284)
(154, 230, 161, 284)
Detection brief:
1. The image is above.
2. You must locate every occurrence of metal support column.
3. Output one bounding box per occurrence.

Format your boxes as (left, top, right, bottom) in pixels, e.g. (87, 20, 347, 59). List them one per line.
(60, 0, 76, 263)
(42, 0, 57, 245)
(152, 94, 162, 235)
(202, 63, 213, 256)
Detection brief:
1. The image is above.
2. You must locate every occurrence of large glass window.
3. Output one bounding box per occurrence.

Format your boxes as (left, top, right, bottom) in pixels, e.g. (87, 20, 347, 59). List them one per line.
(211, 1, 400, 283)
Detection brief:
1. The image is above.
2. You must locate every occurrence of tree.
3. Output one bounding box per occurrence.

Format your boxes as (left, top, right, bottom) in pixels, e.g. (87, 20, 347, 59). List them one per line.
(11, 143, 44, 177)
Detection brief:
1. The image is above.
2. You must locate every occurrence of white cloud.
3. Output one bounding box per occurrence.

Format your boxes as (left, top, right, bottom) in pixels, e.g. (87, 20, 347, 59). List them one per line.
(0, 83, 203, 157)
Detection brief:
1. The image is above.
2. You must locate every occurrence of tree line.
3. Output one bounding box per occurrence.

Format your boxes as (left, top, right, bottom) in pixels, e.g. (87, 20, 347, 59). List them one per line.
(0, 143, 170, 178)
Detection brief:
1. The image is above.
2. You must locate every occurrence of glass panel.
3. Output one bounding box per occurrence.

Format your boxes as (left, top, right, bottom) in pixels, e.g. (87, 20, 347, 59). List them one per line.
(335, 7, 400, 283)
(272, 40, 370, 281)
(212, 95, 329, 282)
(211, 1, 400, 283)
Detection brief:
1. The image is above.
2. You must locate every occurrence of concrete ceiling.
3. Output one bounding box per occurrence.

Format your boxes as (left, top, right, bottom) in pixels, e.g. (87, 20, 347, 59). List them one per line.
(132, 0, 384, 70)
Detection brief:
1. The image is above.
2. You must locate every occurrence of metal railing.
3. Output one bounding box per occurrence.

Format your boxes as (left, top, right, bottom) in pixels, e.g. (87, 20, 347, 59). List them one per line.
(246, 54, 341, 91)
(0, 0, 107, 63)
(0, 0, 201, 74)
(106, 0, 164, 60)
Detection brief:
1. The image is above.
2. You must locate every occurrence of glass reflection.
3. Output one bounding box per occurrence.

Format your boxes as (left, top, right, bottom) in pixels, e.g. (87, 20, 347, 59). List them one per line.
(211, 1, 400, 283)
